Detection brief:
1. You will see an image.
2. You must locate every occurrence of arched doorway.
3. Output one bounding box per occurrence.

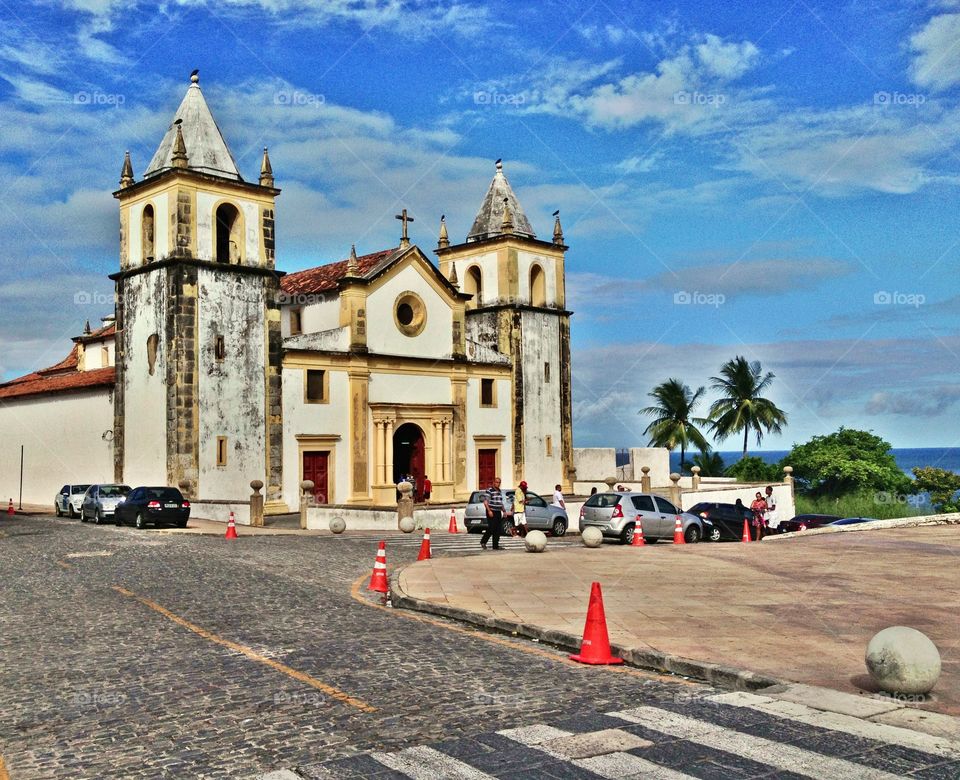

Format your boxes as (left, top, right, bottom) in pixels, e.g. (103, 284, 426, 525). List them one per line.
(393, 422, 426, 500)
(215, 202, 242, 263)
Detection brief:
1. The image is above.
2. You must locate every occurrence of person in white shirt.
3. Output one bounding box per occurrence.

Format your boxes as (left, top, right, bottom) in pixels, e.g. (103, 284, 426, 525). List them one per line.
(552, 484, 565, 509)
(764, 485, 778, 530)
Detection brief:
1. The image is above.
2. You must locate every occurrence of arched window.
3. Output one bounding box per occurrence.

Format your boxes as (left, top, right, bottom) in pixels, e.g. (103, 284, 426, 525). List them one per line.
(530, 264, 546, 307)
(215, 203, 242, 264)
(141, 204, 154, 264)
(464, 265, 483, 306)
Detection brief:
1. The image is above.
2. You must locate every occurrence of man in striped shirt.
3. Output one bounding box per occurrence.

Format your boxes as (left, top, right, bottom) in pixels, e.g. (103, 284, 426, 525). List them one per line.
(481, 477, 505, 550)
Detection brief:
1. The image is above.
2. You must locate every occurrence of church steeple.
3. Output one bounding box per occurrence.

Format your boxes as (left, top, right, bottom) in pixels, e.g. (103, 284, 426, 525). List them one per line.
(437, 214, 449, 248)
(552, 210, 564, 245)
(466, 159, 535, 242)
(259, 147, 274, 187)
(119, 151, 134, 188)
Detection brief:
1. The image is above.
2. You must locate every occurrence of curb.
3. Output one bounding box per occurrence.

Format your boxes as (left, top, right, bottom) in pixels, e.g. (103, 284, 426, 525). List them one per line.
(765, 512, 960, 541)
(391, 567, 782, 692)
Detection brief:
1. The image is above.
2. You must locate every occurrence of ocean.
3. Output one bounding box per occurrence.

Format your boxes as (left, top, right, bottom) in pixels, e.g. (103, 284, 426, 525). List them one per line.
(666, 447, 960, 477)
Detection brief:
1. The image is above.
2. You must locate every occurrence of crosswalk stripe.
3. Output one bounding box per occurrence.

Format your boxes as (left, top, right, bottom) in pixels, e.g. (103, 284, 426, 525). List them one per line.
(500, 725, 695, 779)
(609, 705, 905, 780)
(371, 745, 496, 778)
(707, 691, 960, 760)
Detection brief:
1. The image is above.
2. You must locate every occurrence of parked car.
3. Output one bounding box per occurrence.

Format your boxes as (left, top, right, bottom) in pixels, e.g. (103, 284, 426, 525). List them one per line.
(115, 486, 190, 529)
(688, 501, 755, 541)
(829, 516, 880, 526)
(54, 484, 92, 518)
(464, 489, 568, 536)
(778, 514, 841, 533)
(579, 491, 705, 544)
(80, 484, 131, 524)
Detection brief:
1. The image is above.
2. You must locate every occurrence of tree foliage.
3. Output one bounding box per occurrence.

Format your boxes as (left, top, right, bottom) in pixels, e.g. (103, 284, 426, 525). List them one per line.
(783, 428, 911, 497)
(639, 378, 710, 472)
(911, 467, 960, 513)
(725, 455, 780, 483)
(708, 357, 788, 456)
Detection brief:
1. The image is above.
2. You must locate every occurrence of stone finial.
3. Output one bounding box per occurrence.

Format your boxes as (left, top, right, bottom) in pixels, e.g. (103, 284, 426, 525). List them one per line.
(190, 69, 199, 84)
(691, 465, 701, 490)
(119, 150, 135, 188)
(83, 319, 91, 335)
(437, 214, 449, 248)
(640, 465, 651, 493)
(346, 244, 359, 276)
(249, 479, 263, 493)
(448, 262, 459, 288)
(495, 158, 503, 172)
(259, 147, 274, 187)
(501, 197, 514, 233)
(552, 209, 564, 245)
(171, 119, 188, 169)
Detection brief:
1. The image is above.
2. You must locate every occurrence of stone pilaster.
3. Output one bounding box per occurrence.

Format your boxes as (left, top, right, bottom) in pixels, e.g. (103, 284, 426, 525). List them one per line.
(559, 314, 574, 492)
(348, 369, 370, 501)
(166, 264, 200, 495)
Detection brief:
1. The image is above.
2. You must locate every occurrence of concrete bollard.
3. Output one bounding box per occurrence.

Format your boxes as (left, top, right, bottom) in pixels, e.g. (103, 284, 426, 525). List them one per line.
(691, 466, 701, 490)
(299, 480, 314, 530)
(581, 526, 603, 547)
(524, 529, 547, 552)
(329, 516, 346, 534)
(397, 481, 414, 531)
(866, 626, 941, 695)
(640, 466, 651, 493)
(783, 466, 794, 496)
(249, 480, 264, 528)
(669, 473, 682, 506)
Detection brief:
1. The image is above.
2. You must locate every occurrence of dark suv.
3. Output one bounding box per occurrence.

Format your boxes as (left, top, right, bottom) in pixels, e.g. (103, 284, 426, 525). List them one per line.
(688, 501, 756, 541)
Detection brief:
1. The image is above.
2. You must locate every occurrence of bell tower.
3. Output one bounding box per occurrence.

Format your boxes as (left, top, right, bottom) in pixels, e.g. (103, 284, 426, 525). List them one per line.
(111, 72, 284, 506)
(435, 161, 574, 491)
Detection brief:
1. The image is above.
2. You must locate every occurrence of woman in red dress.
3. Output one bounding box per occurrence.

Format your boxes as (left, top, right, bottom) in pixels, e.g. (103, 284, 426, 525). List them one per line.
(750, 492, 768, 541)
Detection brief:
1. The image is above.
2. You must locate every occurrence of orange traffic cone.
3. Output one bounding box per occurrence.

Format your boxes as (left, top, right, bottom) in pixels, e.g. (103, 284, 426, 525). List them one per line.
(569, 582, 623, 665)
(741, 518, 752, 543)
(447, 508, 459, 534)
(368, 540, 388, 592)
(417, 528, 432, 561)
(631, 516, 645, 546)
(6, 498, 13, 516)
(225, 511, 238, 539)
(672, 515, 686, 544)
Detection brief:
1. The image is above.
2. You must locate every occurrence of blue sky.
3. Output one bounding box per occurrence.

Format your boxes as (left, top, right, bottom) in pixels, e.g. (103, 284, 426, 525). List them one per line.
(1, 0, 959, 452)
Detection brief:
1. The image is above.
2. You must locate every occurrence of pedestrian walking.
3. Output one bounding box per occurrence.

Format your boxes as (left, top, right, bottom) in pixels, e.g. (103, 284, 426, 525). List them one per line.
(552, 484, 565, 510)
(481, 477, 505, 550)
(423, 475, 432, 501)
(512, 481, 529, 538)
(750, 491, 767, 541)
(763, 486, 778, 532)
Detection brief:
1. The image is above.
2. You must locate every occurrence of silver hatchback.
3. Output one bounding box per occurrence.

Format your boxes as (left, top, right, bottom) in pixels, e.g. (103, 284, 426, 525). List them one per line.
(464, 489, 569, 536)
(80, 484, 131, 525)
(579, 491, 706, 544)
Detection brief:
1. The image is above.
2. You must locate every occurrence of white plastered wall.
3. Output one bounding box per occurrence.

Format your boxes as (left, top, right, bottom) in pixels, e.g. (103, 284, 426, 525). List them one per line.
(365, 265, 453, 358)
(518, 310, 564, 492)
(465, 376, 513, 490)
(451, 250, 498, 306)
(281, 297, 339, 336)
(517, 249, 557, 306)
(196, 192, 261, 263)
(0, 390, 114, 505)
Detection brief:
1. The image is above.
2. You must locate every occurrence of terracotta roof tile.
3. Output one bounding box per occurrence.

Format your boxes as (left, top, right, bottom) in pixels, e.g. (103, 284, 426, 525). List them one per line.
(0, 366, 114, 400)
(280, 248, 397, 297)
(36, 344, 80, 376)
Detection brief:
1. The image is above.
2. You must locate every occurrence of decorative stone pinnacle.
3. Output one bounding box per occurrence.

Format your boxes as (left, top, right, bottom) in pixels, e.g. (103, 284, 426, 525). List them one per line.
(346, 244, 359, 276)
(190, 69, 199, 84)
(501, 197, 513, 233)
(171, 119, 188, 168)
(259, 146, 274, 187)
(119, 150, 135, 188)
(552, 210, 564, 245)
(448, 262, 459, 288)
(437, 214, 449, 248)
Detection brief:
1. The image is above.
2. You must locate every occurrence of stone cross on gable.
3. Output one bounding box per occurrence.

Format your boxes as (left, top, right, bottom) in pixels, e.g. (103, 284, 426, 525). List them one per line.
(396, 208, 414, 249)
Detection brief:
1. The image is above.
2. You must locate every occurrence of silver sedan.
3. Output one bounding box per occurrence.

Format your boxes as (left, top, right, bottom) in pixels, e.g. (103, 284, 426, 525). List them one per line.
(80, 484, 131, 525)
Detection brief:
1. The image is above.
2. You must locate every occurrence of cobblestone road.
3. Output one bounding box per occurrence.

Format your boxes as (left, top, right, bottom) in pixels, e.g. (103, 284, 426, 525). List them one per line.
(0, 515, 956, 779)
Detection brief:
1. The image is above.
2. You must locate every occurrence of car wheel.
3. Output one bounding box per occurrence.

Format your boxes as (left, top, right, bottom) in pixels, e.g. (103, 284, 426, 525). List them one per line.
(707, 526, 722, 542)
(68, 504, 77, 519)
(685, 524, 702, 544)
(551, 518, 566, 537)
(55, 503, 62, 517)
(135, 512, 147, 530)
(620, 524, 634, 545)
(177, 519, 188, 529)
(501, 518, 513, 536)
(115, 513, 122, 526)
(93, 510, 102, 526)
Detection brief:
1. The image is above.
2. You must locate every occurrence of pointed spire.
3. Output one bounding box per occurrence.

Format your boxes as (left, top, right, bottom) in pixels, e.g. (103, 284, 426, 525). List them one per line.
(171, 120, 188, 169)
(346, 244, 359, 276)
(437, 214, 449, 249)
(467, 159, 535, 242)
(448, 262, 459, 288)
(83, 320, 92, 335)
(119, 150, 135, 189)
(259, 147, 274, 187)
(552, 210, 564, 245)
(500, 197, 514, 233)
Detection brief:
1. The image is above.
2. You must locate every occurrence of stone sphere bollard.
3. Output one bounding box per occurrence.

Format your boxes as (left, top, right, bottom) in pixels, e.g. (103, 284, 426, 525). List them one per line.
(866, 626, 941, 695)
(581, 526, 603, 548)
(399, 516, 416, 534)
(524, 529, 547, 552)
(329, 516, 346, 534)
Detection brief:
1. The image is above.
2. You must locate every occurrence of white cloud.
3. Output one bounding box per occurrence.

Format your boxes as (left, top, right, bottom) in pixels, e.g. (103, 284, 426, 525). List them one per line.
(695, 34, 759, 80)
(909, 13, 960, 91)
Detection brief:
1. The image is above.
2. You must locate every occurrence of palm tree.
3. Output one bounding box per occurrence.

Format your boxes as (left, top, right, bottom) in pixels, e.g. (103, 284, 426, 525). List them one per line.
(639, 379, 711, 471)
(683, 449, 725, 477)
(708, 356, 788, 456)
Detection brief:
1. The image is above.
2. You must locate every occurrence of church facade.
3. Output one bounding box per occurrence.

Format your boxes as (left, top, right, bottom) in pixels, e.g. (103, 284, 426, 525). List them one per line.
(0, 74, 574, 512)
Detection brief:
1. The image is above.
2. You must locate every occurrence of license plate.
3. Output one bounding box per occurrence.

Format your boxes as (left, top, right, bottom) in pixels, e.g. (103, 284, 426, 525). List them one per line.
(165, 503, 179, 509)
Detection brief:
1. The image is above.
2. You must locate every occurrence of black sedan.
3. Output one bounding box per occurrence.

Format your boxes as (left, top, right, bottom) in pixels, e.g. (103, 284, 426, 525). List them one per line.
(116, 486, 190, 529)
(688, 501, 755, 541)
(778, 513, 841, 533)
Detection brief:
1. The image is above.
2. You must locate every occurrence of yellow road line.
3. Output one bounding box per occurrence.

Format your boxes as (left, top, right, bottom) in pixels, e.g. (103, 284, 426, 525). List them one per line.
(349, 574, 680, 684)
(113, 586, 376, 713)
(0, 753, 9, 780)
(56, 561, 71, 570)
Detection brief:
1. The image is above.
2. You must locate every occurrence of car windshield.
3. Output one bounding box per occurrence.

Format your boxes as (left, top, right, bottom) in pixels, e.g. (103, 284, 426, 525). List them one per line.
(71, 485, 91, 494)
(100, 485, 130, 497)
(585, 493, 621, 508)
(145, 488, 184, 502)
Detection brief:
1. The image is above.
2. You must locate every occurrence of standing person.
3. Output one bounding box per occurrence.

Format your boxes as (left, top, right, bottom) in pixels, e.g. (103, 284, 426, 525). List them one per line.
(590, 487, 598, 496)
(750, 491, 767, 541)
(552, 484, 565, 510)
(763, 486, 778, 532)
(481, 477, 505, 550)
(423, 475, 432, 502)
(512, 481, 528, 538)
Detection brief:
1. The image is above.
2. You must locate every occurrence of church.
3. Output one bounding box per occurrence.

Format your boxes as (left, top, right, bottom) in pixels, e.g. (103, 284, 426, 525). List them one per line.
(0, 73, 574, 513)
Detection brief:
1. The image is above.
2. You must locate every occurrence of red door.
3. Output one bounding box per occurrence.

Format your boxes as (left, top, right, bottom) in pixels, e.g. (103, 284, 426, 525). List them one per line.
(303, 451, 329, 505)
(478, 449, 496, 489)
